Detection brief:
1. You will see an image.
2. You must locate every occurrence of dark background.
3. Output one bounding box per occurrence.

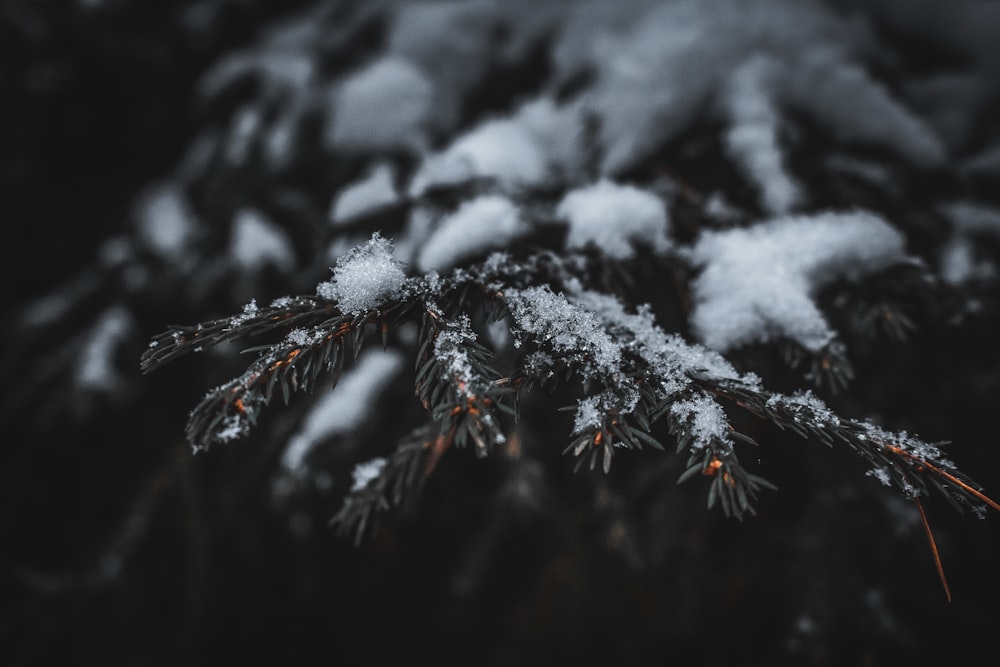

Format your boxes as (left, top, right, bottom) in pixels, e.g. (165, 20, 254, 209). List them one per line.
(2, 2, 999, 665)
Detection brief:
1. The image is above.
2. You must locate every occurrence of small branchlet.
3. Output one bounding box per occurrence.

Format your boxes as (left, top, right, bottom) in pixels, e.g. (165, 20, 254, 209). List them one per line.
(140, 296, 339, 373)
(702, 377, 999, 516)
(330, 425, 443, 545)
(564, 410, 665, 474)
(415, 306, 512, 457)
(666, 394, 775, 519)
(781, 339, 855, 394)
(145, 293, 416, 450)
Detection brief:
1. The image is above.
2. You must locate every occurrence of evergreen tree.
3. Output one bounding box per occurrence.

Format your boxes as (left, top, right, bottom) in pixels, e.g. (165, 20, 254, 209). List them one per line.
(4, 1, 1000, 665)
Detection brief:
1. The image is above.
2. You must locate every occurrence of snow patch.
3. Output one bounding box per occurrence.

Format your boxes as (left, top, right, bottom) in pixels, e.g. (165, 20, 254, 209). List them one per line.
(77, 305, 133, 391)
(409, 98, 582, 195)
(505, 286, 622, 379)
(557, 179, 671, 259)
(330, 164, 399, 225)
(669, 394, 732, 449)
(720, 56, 801, 215)
(326, 56, 434, 155)
(317, 233, 409, 314)
(350, 457, 388, 491)
(229, 208, 296, 271)
(689, 210, 907, 351)
(417, 195, 524, 272)
(134, 184, 197, 260)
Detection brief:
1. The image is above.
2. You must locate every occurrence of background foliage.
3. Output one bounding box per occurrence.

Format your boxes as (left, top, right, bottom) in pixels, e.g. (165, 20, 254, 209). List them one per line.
(3, 1, 1000, 665)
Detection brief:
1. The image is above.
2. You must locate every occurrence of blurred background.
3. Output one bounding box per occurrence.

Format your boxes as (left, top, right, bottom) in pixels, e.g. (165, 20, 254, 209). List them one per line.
(2, 1, 1000, 665)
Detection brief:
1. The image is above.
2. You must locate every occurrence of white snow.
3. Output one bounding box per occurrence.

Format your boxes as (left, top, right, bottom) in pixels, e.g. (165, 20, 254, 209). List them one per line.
(229, 299, 260, 328)
(409, 114, 547, 195)
(867, 467, 892, 487)
(939, 240, 978, 286)
(702, 192, 741, 223)
(572, 394, 605, 434)
(766, 390, 840, 428)
(408, 97, 583, 196)
(556, 180, 671, 259)
(317, 233, 409, 314)
(388, 1, 558, 134)
(669, 394, 733, 449)
(782, 48, 945, 167)
(325, 56, 433, 155)
(568, 287, 752, 393)
(504, 286, 623, 379)
(554, 0, 943, 174)
(387, 1, 504, 132)
(417, 195, 524, 272)
(281, 351, 404, 475)
(571, 389, 640, 436)
(330, 163, 400, 225)
(77, 305, 133, 391)
(502, 276, 762, 442)
(859, 422, 952, 473)
(215, 414, 246, 444)
(350, 457, 388, 491)
(229, 208, 296, 272)
(432, 314, 484, 398)
(688, 210, 907, 351)
(516, 97, 588, 182)
(508, 280, 755, 446)
(720, 56, 801, 215)
(134, 184, 197, 260)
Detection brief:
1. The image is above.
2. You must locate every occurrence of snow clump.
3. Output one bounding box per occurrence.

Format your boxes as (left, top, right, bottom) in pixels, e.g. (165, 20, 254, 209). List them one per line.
(317, 233, 408, 314)
(688, 210, 907, 351)
(556, 179, 671, 259)
(417, 195, 524, 272)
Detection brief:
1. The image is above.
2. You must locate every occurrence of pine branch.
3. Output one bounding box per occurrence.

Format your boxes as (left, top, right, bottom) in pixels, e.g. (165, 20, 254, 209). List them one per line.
(140, 296, 339, 373)
(414, 305, 512, 457)
(701, 377, 999, 516)
(142, 242, 999, 531)
(329, 425, 443, 546)
(166, 299, 416, 450)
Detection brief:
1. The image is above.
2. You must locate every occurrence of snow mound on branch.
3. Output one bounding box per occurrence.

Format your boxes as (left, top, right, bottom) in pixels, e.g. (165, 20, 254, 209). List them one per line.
(689, 210, 907, 351)
(669, 395, 733, 450)
(229, 208, 295, 271)
(325, 57, 434, 154)
(720, 56, 801, 215)
(557, 180, 671, 259)
(317, 233, 408, 314)
(134, 184, 197, 260)
(561, 0, 943, 204)
(417, 195, 524, 272)
(505, 285, 623, 379)
(330, 164, 400, 225)
(410, 117, 545, 194)
(390, 1, 560, 133)
(77, 305, 134, 391)
(409, 98, 584, 195)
